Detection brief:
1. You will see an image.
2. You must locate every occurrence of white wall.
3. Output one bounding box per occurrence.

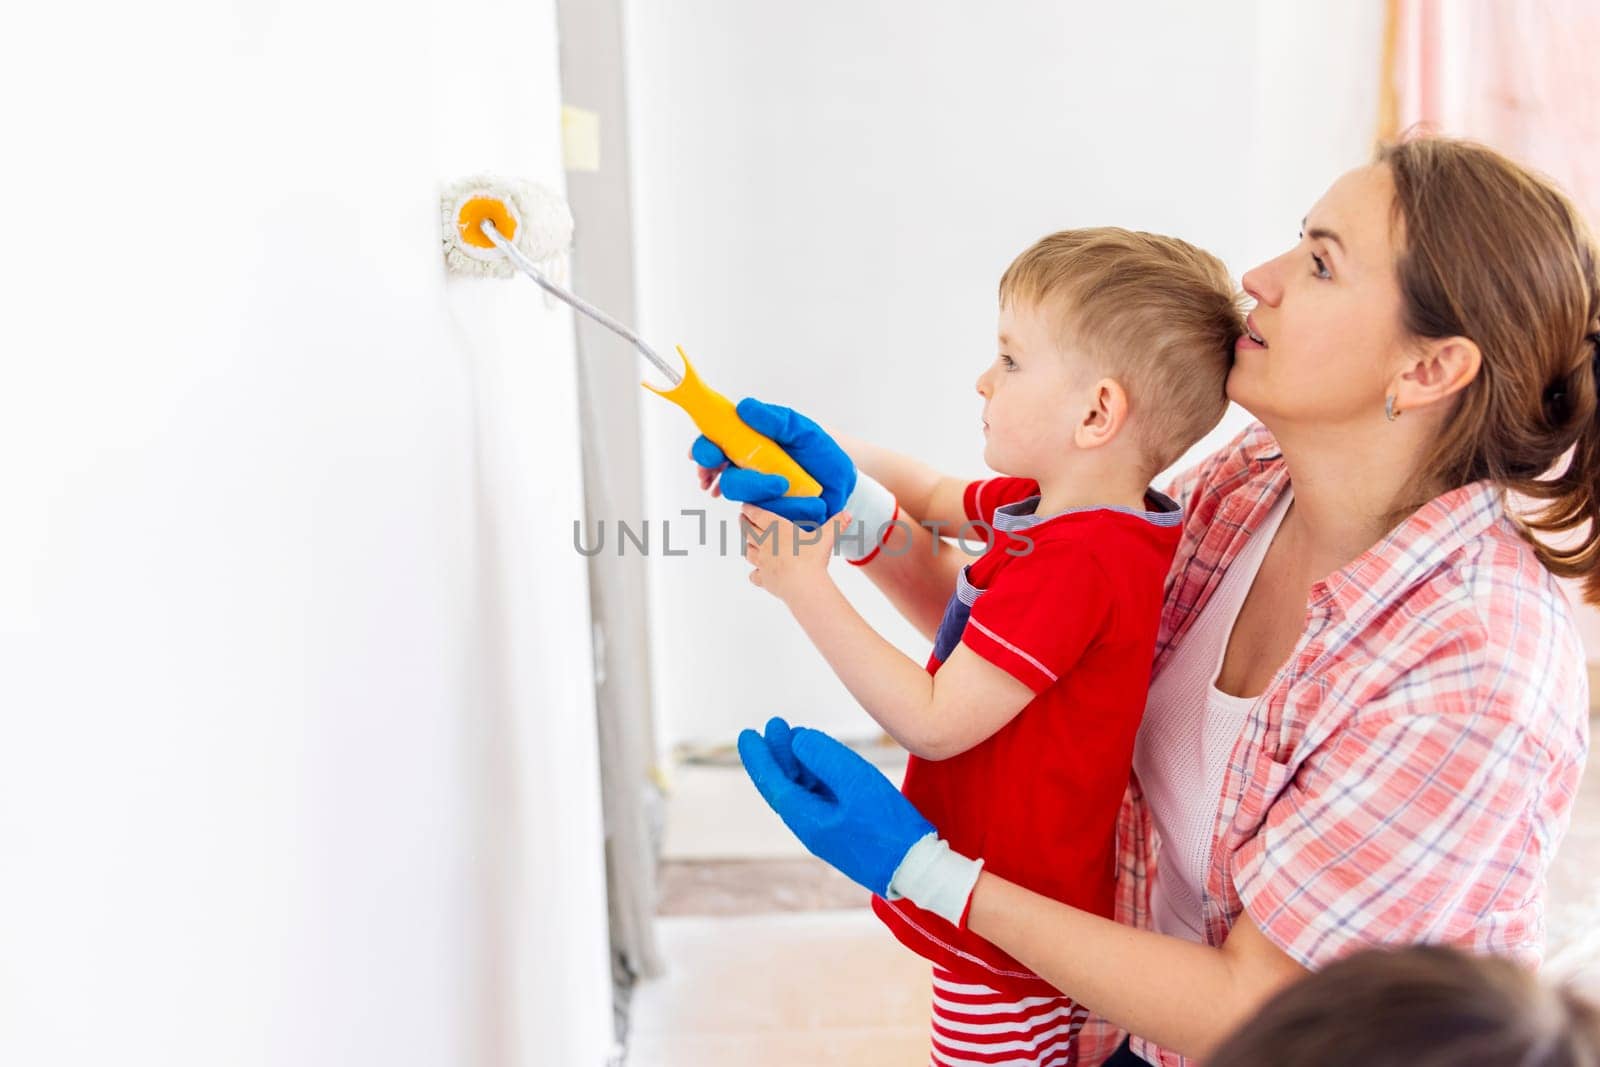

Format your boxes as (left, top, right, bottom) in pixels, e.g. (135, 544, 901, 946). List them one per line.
(0, 2, 612, 1065)
(625, 0, 1386, 749)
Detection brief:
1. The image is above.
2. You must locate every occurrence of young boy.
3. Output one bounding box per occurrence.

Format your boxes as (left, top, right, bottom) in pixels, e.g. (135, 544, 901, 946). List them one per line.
(723, 228, 1241, 1064)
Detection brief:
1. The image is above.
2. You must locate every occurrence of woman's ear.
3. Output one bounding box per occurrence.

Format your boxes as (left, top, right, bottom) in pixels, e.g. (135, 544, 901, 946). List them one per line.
(1390, 335, 1482, 414)
(1075, 377, 1129, 450)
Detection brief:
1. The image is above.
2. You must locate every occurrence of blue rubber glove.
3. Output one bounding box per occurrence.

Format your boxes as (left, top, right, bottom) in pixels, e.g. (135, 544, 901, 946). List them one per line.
(738, 716, 934, 898)
(691, 398, 857, 525)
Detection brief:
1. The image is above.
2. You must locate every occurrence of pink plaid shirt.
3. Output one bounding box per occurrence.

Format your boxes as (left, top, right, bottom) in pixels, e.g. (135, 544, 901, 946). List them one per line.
(1077, 423, 1592, 1067)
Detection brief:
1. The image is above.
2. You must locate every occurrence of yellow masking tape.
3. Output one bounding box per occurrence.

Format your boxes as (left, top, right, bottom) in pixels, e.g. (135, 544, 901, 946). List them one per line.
(562, 105, 601, 173)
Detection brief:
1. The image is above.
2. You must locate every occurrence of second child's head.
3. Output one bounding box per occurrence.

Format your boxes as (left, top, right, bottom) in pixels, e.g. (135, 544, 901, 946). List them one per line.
(980, 228, 1243, 488)
(1209, 944, 1600, 1067)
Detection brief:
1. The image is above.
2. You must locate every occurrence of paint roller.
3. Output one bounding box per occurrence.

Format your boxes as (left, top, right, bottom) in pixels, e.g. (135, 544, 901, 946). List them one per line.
(440, 176, 823, 498)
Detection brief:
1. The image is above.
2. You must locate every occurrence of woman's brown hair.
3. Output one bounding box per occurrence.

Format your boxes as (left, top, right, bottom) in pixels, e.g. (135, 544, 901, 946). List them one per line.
(1379, 136, 1600, 602)
(1209, 945, 1600, 1067)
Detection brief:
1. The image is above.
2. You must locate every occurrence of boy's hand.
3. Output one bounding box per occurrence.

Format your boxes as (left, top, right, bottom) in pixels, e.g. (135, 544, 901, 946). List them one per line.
(739, 503, 849, 602)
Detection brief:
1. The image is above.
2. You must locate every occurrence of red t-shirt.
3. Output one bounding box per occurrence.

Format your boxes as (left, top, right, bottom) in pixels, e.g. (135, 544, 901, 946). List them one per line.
(871, 477, 1183, 996)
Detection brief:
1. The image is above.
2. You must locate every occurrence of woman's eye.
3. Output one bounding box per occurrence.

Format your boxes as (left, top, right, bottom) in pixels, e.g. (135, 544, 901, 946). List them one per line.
(1310, 252, 1331, 279)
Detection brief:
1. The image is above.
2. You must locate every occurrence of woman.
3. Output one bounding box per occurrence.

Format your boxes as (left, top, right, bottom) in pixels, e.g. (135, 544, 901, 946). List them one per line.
(695, 137, 1597, 1065)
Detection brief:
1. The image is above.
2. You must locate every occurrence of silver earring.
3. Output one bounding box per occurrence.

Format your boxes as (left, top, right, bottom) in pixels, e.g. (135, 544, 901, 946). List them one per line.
(1385, 395, 1400, 422)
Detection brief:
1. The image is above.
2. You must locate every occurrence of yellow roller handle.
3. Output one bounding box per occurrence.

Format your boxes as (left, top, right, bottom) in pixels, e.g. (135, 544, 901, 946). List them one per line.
(642, 347, 824, 498)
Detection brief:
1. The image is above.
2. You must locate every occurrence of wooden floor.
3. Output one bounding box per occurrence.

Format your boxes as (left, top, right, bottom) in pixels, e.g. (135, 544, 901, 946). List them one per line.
(627, 910, 932, 1067)
(657, 858, 869, 916)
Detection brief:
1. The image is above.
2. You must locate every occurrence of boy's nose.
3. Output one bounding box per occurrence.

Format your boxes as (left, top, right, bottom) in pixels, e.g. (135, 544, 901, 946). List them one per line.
(975, 366, 992, 396)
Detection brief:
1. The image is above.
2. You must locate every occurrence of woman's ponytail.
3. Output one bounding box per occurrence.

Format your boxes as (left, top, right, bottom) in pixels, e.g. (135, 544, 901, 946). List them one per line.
(1379, 137, 1600, 603)
(1521, 329, 1600, 604)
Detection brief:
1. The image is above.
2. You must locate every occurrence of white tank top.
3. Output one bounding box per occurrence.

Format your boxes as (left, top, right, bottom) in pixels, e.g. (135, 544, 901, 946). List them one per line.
(1131, 490, 1292, 942)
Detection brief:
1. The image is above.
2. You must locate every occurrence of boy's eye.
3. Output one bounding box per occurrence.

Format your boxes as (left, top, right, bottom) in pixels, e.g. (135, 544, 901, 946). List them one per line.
(999, 354, 1016, 369)
(1310, 252, 1331, 279)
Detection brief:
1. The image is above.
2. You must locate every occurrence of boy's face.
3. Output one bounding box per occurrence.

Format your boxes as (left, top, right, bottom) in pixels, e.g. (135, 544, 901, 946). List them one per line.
(977, 299, 1088, 477)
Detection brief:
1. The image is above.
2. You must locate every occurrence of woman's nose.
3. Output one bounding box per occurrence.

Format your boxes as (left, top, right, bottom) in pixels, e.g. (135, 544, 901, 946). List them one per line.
(1241, 255, 1285, 308)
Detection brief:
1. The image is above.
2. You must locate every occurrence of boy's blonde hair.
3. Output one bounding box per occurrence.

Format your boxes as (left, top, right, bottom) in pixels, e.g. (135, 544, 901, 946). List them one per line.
(999, 227, 1243, 477)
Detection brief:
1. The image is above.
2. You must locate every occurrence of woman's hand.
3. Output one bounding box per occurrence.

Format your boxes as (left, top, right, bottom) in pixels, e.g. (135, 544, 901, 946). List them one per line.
(737, 717, 934, 897)
(689, 398, 857, 524)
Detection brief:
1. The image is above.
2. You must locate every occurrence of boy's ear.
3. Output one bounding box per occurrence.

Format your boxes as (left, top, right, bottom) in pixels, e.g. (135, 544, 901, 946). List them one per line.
(1075, 378, 1128, 450)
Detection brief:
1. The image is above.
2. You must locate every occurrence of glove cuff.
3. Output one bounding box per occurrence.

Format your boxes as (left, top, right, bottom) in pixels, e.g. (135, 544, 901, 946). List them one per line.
(838, 473, 900, 565)
(887, 831, 984, 928)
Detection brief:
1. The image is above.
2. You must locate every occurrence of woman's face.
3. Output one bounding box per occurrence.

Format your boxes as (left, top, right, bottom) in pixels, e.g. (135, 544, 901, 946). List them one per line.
(1227, 164, 1410, 428)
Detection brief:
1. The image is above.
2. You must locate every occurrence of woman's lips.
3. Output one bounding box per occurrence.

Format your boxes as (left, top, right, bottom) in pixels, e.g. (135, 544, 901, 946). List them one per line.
(1240, 315, 1268, 349)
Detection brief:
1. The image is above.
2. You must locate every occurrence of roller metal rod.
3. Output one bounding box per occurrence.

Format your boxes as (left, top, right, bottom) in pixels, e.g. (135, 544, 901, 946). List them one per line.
(479, 219, 683, 386)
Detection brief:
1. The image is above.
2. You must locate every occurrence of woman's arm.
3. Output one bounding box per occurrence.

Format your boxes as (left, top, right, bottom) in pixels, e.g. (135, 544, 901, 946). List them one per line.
(967, 874, 1307, 1061)
(773, 421, 972, 640)
(740, 724, 1309, 1062)
(827, 427, 972, 641)
(829, 427, 970, 528)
